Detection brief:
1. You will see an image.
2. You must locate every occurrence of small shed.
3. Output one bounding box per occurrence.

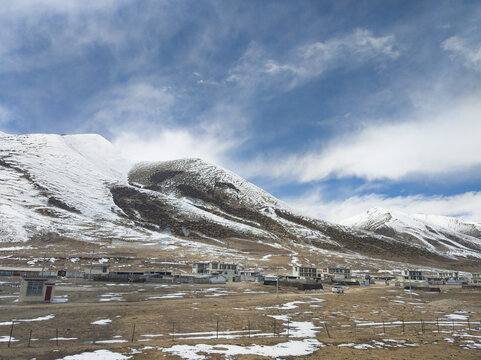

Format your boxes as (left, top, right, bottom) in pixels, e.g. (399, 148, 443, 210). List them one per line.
(19, 276, 56, 303)
(83, 264, 110, 278)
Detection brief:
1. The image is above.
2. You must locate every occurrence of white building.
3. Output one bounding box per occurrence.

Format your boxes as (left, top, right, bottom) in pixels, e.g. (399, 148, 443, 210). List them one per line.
(320, 266, 351, 280)
(192, 261, 237, 275)
(438, 271, 459, 279)
(83, 264, 110, 278)
(19, 276, 56, 303)
(292, 265, 318, 279)
(402, 270, 424, 281)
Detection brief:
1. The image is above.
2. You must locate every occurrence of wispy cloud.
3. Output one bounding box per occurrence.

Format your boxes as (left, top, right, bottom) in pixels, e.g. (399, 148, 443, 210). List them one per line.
(286, 189, 481, 224)
(81, 80, 248, 165)
(240, 94, 481, 183)
(0, 104, 13, 125)
(443, 35, 481, 73)
(227, 29, 399, 91)
(83, 82, 176, 133)
(0, 0, 129, 73)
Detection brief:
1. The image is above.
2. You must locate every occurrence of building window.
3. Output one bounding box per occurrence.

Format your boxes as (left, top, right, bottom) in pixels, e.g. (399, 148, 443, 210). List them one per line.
(26, 281, 43, 296)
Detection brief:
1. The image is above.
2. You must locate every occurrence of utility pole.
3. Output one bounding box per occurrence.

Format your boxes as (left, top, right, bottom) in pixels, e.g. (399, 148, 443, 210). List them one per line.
(89, 249, 95, 280)
(409, 269, 412, 299)
(244, 257, 247, 281)
(276, 267, 279, 298)
(41, 253, 47, 274)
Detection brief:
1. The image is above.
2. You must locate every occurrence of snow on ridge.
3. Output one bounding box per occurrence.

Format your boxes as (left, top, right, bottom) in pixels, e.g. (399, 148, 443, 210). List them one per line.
(343, 207, 481, 238)
(0, 133, 131, 218)
(132, 158, 288, 209)
(341, 207, 481, 259)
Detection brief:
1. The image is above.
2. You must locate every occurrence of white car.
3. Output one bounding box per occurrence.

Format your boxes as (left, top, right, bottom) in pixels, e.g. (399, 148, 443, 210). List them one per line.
(332, 286, 344, 294)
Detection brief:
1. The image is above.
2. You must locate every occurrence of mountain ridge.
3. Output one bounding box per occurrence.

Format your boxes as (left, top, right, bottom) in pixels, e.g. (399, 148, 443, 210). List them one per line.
(1, 133, 480, 270)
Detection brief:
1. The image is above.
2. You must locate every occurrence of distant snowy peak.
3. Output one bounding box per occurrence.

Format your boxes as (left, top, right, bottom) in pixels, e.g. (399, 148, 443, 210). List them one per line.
(341, 207, 393, 231)
(342, 207, 481, 259)
(343, 207, 481, 237)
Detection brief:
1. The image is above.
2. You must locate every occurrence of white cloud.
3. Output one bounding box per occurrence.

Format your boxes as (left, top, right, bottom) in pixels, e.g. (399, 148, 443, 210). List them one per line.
(112, 128, 235, 165)
(227, 29, 399, 90)
(85, 82, 175, 132)
(241, 95, 481, 182)
(0, 104, 12, 125)
(83, 81, 248, 166)
(0, 0, 150, 73)
(285, 189, 481, 224)
(442, 36, 481, 73)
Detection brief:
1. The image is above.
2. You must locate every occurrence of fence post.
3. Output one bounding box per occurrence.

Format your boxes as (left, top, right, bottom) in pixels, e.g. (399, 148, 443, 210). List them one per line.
(382, 320, 386, 335)
(324, 321, 331, 338)
(131, 323, 136, 342)
(273, 319, 276, 336)
(92, 326, 96, 345)
(56, 328, 59, 347)
(452, 320, 455, 333)
(216, 318, 219, 340)
(8, 321, 15, 348)
(287, 319, 290, 338)
(467, 318, 471, 330)
(28, 329, 32, 348)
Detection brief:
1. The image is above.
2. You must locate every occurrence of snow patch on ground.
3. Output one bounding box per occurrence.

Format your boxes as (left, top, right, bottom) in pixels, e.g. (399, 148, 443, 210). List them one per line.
(56, 350, 131, 360)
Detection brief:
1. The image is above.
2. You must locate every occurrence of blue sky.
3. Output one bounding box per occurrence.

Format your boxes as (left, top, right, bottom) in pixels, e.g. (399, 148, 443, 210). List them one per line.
(1, 0, 481, 223)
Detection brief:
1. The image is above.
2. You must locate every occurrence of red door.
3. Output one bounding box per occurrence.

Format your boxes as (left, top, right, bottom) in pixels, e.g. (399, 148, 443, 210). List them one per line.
(45, 286, 52, 301)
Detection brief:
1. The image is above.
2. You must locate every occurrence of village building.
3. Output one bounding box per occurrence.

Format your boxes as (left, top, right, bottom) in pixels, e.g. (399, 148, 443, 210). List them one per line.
(192, 261, 238, 275)
(320, 266, 351, 280)
(239, 269, 265, 281)
(438, 271, 459, 280)
(83, 264, 110, 278)
(292, 265, 318, 279)
(469, 273, 481, 284)
(402, 270, 424, 281)
(19, 275, 56, 303)
(0, 266, 44, 277)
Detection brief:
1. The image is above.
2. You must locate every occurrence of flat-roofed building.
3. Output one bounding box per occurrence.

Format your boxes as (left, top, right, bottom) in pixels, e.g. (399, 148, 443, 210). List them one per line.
(0, 266, 43, 277)
(83, 264, 110, 278)
(19, 275, 56, 303)
(438, 271, 459, 280)
(192, 261, 238, 275)
(320, 266, 351, 280)
(402, 270, 424, 281)
(292, 265, 318, 279)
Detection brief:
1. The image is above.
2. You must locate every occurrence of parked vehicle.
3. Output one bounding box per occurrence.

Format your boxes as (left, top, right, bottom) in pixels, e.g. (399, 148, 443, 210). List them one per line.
(332, 285, 344, 293)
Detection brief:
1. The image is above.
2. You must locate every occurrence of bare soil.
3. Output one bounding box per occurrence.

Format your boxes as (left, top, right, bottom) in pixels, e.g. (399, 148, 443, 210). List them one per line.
(0, 278, 480, 360)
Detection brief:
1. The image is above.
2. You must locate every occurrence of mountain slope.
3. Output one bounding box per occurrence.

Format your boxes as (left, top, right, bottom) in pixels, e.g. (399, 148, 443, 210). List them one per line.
(342, 208, 481, 259)
(1, 133, 481, 269)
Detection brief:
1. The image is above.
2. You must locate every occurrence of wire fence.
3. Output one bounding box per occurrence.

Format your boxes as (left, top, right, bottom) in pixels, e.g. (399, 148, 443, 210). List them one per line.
(2, 316, 480, 349)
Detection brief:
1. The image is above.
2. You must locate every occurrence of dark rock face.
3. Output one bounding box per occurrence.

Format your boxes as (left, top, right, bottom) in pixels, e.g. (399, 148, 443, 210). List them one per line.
(48, 196, 81, 214)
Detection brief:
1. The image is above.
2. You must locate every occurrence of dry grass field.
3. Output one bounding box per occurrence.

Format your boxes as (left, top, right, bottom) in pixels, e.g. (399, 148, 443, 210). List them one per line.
(0, 278, 480, 359)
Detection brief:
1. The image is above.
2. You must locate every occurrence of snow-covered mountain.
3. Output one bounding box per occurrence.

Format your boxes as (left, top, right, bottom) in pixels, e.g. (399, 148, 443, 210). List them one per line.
(1, 133, 481, 268)
(342, 208, 481, 259)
